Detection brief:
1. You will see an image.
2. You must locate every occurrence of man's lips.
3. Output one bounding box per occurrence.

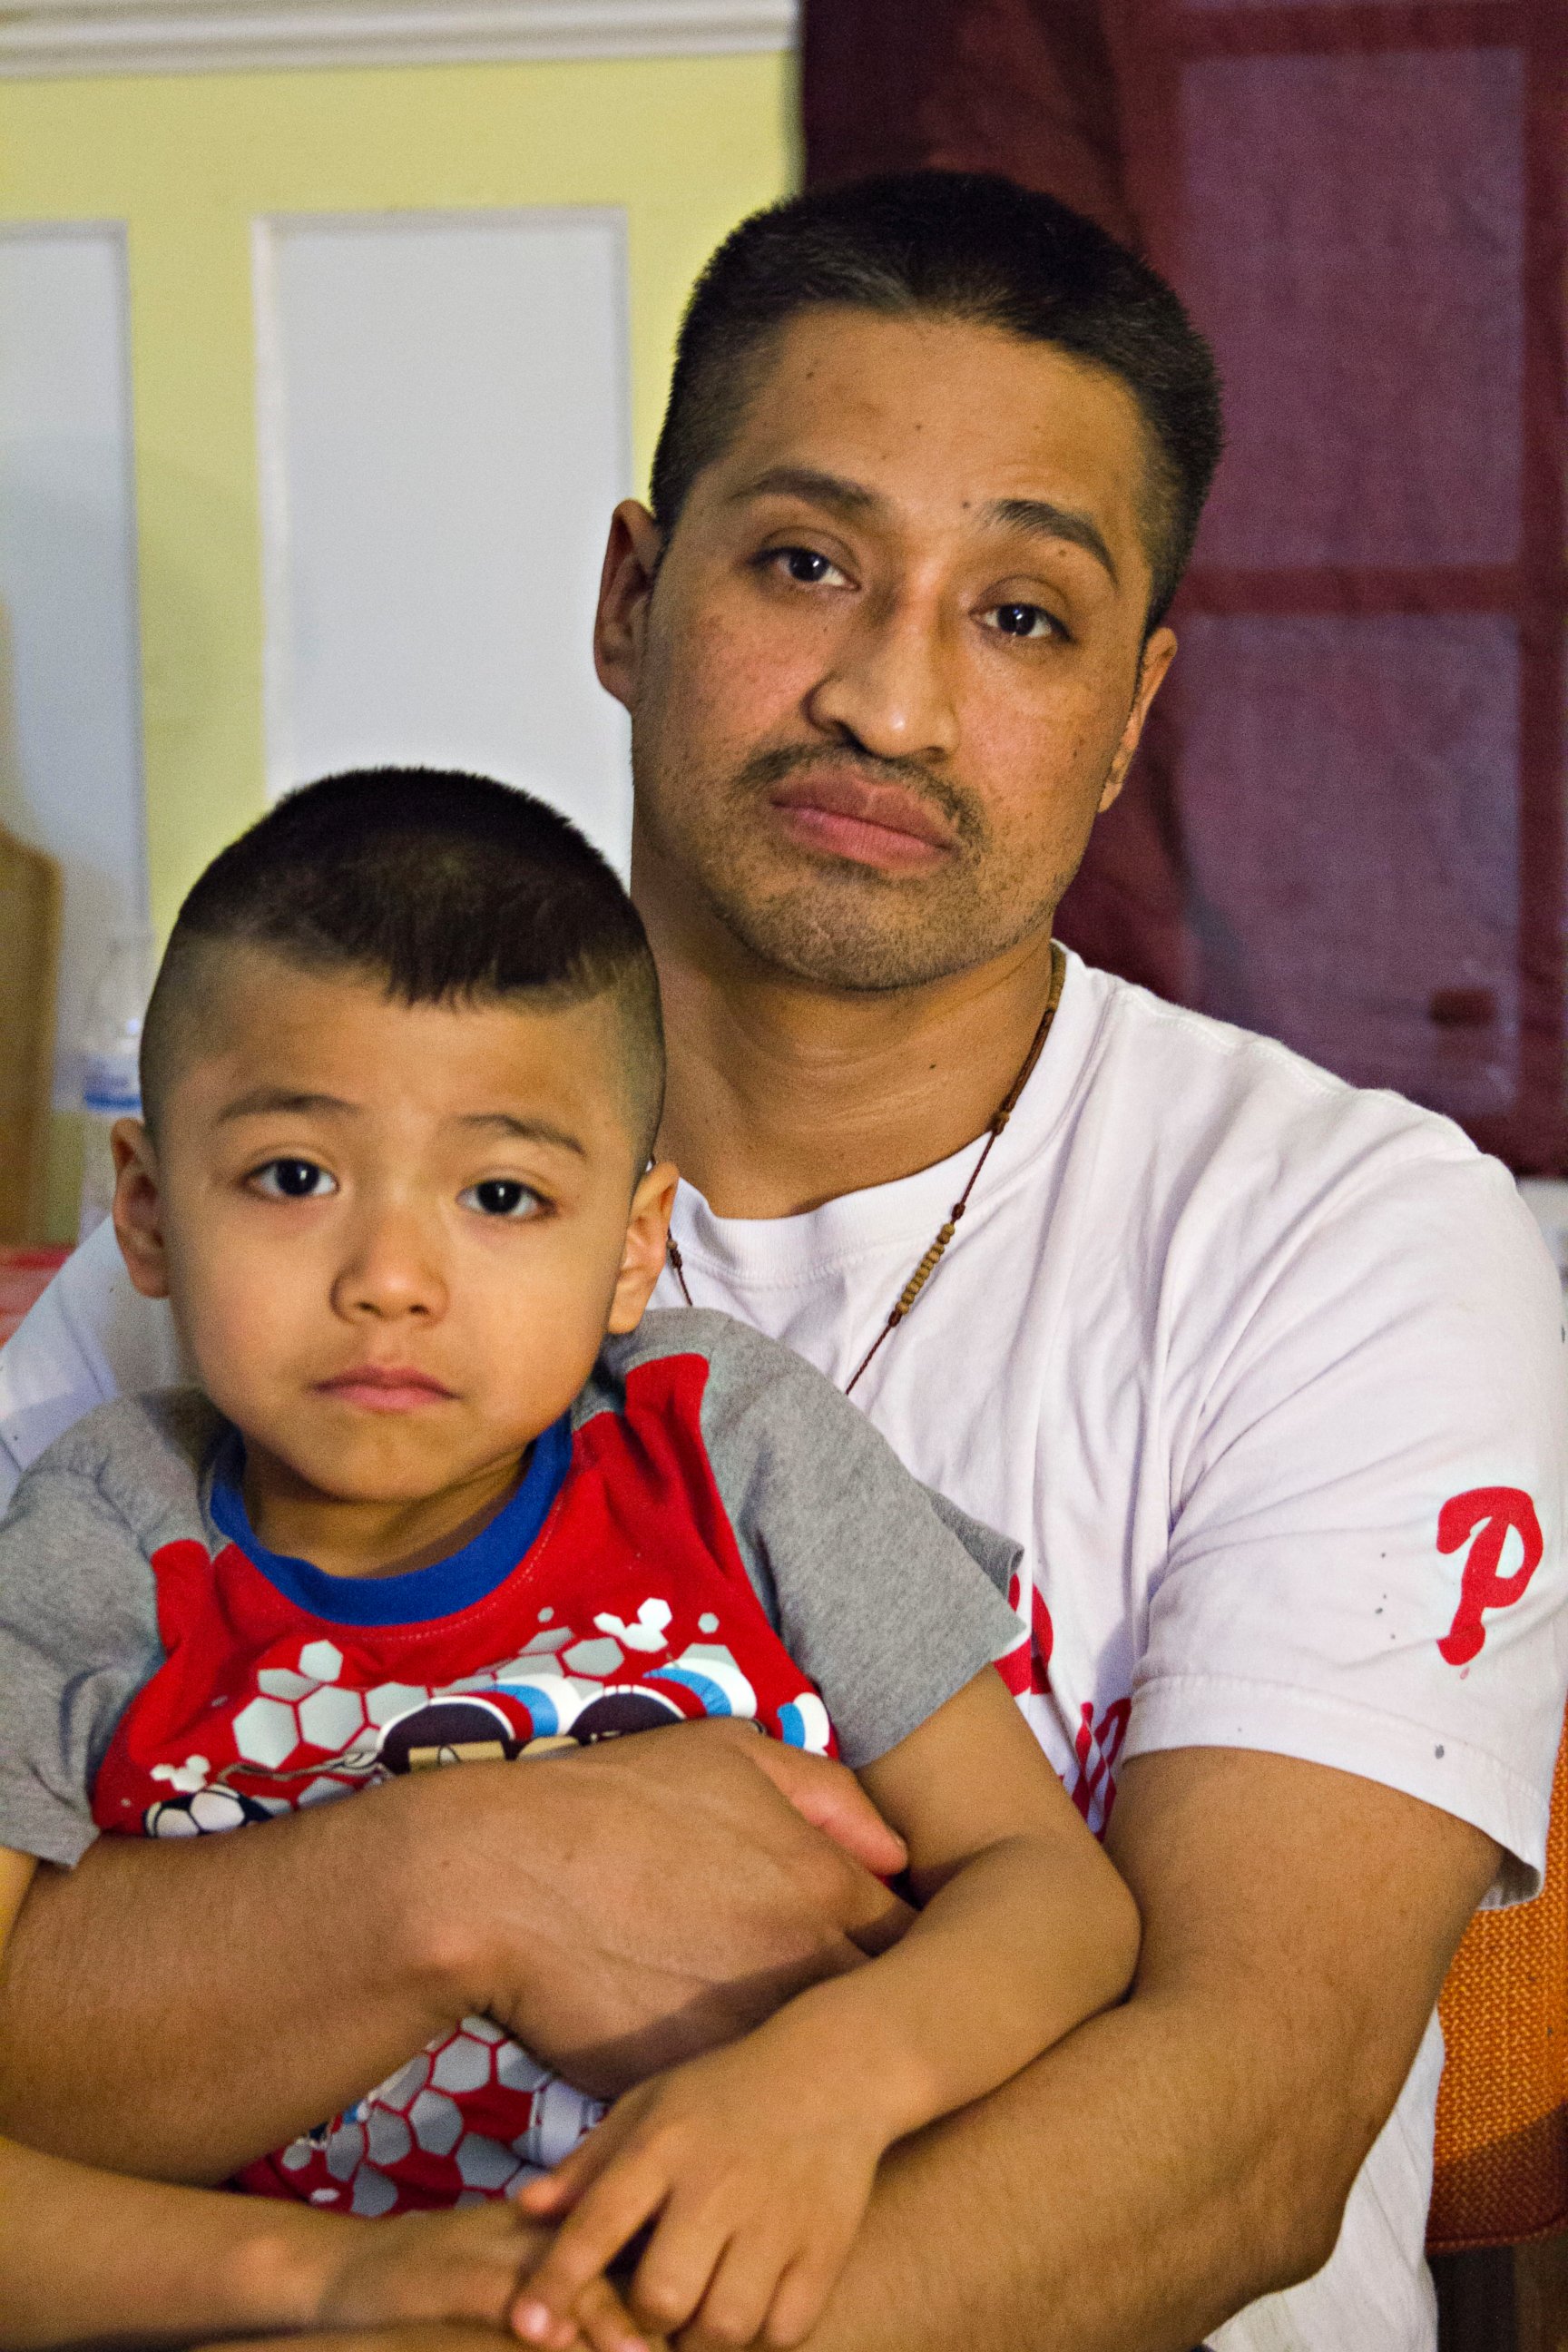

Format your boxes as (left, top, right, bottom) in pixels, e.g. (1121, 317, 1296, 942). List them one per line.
(766, 772, 957, 872)
(313, 1367, 457, 1413)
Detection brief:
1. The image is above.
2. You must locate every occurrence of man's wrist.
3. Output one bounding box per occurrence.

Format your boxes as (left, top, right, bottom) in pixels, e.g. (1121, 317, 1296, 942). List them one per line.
(348, 1767, 505, 2024)
(376, 1751, 573, 2028)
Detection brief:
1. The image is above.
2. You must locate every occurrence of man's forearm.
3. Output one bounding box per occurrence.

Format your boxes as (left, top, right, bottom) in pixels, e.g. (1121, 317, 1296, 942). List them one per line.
(0, 1781, 463, 2180)
(804, 1981, 1349, 2352)
(798, 1747, 1500, 2352)
(0, 1729, 906, 2183)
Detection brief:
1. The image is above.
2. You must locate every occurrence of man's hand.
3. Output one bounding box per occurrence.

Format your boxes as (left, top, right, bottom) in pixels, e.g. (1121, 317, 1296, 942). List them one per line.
(0, 1721, 909, 2179)
(472, 1725, 910, 2099)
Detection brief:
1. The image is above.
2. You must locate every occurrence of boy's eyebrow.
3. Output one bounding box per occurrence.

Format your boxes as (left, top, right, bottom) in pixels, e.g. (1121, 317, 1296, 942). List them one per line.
(456, 1112, 590, 1159)
(216, 1088, 360, 1123)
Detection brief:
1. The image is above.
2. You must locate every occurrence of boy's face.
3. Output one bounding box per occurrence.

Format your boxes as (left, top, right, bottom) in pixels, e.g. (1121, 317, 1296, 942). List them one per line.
(112, 949, 674, 1516)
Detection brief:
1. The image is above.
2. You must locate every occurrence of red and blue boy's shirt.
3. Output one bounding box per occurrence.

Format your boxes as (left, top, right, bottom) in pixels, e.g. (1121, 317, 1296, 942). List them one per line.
(92, 1348, 841, 2217)
(0, 1311, 1020, 2219)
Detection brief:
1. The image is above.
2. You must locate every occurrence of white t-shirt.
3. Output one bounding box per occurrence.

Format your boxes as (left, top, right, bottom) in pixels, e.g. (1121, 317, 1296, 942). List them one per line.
(3, 950, 1565, 2352)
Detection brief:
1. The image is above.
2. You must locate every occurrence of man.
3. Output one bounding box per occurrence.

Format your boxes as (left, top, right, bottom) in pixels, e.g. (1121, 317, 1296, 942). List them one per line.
(1, 172, 1563, 2352)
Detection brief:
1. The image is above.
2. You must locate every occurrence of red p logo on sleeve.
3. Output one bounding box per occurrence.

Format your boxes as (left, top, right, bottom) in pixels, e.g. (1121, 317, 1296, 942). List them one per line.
(1436, 1487, 1544, 1667)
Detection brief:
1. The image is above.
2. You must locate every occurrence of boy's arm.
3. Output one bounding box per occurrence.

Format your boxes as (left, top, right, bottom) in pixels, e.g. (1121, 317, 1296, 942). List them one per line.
(0, 2126, 652, 2352)
(749, 1665, 1140, 2134)
(0, 2127, 328, 2352)
(0, 1844, 32, 1944)
(1, 1841, 327, 2348)
(513, 1670, 1137, 2348)
(0, 1843, 648, 2352)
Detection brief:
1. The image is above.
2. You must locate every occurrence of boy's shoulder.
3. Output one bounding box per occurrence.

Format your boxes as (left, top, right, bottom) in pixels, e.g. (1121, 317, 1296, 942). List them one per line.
(5, 1386, 224, 1538)
(581, 1308, 841, 1428)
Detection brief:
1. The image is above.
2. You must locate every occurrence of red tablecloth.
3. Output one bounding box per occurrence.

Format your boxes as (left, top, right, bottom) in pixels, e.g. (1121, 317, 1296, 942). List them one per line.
(0, 1247, 69, 1346)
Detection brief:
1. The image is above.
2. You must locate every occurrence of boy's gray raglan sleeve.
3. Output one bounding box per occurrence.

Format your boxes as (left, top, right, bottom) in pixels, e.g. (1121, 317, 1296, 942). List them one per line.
(0, 1420, 166, 1866)
(675, 1313, 1024, 1769)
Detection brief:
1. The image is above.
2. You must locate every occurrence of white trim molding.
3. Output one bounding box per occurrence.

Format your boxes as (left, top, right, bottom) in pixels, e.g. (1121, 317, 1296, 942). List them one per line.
(0, 0, 797, 77)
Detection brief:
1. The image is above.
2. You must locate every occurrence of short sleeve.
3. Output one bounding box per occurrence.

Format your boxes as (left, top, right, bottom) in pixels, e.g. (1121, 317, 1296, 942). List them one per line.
(1124, 1142, 1568, 1906)
(662, 1313, 1023, 1769)
(0, 1405, 177, 1866)
(0, 1215, 184, 1510)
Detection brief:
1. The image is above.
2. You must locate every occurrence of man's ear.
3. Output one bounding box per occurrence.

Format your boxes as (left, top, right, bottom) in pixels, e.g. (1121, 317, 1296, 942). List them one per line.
(606, 1158, 680, 1336)
(1098, 624, 1178, 816)
(593, 501, 665, 715)
(111, 1118, 172, 1300)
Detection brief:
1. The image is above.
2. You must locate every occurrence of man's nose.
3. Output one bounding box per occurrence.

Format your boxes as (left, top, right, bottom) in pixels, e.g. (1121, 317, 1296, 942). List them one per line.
(805, 590, 960, 762)
(331, 1202, 447, 1323)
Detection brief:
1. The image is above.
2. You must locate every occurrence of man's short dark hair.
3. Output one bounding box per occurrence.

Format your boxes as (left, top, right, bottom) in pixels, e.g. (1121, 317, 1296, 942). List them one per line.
(142, 768, 664, 1161)
(651, 171, 1223, 631)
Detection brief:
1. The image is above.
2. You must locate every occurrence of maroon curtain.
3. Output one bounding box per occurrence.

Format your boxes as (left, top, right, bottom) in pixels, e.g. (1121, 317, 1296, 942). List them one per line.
(804, 0, 1568, 1171)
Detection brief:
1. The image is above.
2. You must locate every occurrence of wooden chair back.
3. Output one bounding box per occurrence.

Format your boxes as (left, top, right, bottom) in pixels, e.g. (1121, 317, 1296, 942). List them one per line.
(0, 825, 61, 1244)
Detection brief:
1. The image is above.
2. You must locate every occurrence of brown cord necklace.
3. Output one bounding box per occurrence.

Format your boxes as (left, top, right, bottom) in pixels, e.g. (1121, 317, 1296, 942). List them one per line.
(665, 939, 1066, 1396)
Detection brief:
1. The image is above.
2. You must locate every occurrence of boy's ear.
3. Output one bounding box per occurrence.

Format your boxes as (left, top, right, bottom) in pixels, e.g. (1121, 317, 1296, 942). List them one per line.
(606, 1158, 680, 1336)
(110, 1119, 172, 1299)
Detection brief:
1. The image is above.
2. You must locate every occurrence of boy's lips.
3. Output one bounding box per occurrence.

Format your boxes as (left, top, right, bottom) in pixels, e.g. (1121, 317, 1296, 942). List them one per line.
(313, 1366, 457, 1412)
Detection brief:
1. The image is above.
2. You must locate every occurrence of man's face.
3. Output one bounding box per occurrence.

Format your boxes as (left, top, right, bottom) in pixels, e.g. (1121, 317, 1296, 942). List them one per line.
(112, 951, 672, 1514)
(599, 308, 1175, 992)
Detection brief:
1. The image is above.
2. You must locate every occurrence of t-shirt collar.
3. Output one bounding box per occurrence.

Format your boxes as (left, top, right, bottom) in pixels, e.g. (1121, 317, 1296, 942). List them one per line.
(207, 1414, 573, 1628)
(671, 946, 1099, 1286)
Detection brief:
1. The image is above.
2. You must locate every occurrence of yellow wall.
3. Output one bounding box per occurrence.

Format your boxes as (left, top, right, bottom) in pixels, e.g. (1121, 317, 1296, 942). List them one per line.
(0, 50, 796, 936)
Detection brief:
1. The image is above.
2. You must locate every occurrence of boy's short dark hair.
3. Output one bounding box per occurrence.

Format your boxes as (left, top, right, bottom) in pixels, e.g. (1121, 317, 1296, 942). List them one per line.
(142, 768, 664, 1161)
(651, 170, 1223, 631)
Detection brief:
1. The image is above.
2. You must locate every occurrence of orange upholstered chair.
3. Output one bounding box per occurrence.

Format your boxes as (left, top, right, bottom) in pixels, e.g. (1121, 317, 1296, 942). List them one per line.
(1428, 1724, 1568, 2252)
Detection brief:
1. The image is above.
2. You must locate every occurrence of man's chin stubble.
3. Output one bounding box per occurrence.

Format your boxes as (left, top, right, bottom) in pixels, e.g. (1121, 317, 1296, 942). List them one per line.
(694, 862, 1068, 995)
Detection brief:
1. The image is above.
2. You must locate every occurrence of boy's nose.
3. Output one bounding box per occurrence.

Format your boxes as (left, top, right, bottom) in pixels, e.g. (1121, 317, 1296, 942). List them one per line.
(332, 1209, 447, 1322)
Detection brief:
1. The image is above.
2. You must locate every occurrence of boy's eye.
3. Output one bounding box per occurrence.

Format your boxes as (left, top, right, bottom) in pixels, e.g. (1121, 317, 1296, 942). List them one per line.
(251, 1158, 336, 1200)
(461, 1178, 544, 1220)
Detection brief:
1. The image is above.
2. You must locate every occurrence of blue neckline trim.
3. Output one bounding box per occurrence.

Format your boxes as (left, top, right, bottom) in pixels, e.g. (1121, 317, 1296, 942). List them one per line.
(208, 1415, 573, 1628)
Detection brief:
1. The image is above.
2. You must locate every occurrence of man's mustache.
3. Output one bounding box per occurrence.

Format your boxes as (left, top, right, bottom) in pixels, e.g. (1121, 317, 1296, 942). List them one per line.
(732, 743, 987, 851)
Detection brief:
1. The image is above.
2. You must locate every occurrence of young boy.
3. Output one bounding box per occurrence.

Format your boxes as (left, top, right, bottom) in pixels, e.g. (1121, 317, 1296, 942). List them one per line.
(0, 769, 1138, 2352)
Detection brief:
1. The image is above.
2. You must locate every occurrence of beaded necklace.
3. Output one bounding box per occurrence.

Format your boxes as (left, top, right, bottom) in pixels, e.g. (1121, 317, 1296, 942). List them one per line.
(665, 940, 1066, 1396)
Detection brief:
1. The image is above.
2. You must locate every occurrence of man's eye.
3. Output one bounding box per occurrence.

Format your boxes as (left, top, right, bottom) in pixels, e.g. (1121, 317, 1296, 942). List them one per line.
(985, 602, 1061, 641)
(460, 1179, 544, 1220)
(768, 547, 848, 588)
(251, 1159, 336, 1200)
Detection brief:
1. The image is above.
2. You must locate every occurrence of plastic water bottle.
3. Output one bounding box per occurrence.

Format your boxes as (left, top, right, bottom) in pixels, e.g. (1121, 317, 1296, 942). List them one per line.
(77, 931, 154, 1243)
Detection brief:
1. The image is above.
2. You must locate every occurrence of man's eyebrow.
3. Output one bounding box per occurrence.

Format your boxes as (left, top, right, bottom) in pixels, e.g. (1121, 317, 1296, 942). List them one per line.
(985, 496, 1119, 587)
(727, 465, 885, 520)
(456, 1112, 590, 1160)
(216, 1088, 360, 1124)
(727, 469, 1119, 586)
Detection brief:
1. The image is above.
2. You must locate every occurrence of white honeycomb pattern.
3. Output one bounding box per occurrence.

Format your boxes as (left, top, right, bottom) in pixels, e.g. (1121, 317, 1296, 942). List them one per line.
(270, 2014, 603, 2214)
(207, 1594, 829, 2218)
(230, 1641, 431, 1781)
